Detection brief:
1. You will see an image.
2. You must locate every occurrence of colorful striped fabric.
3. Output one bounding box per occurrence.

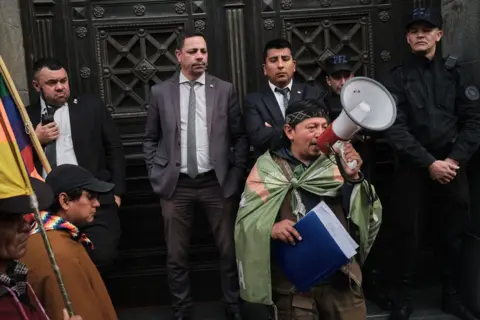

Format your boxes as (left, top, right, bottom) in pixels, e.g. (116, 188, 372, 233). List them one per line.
(31, 211, 94, 249)
(0, 89, 31, 199)
(0, 73, 41, 181)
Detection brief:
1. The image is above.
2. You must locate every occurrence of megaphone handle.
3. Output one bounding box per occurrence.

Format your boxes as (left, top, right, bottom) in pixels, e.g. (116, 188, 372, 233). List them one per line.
(332, 151, 364, 185)
(334, 141, 357, 170)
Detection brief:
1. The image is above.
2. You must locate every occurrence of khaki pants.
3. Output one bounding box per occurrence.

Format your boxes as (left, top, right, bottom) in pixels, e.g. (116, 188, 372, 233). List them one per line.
(272, 270, 366, 320)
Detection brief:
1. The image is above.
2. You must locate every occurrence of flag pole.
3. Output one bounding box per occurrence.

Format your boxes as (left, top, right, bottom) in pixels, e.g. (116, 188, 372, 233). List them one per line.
(0, 55, 52, 174)
(0, 58, 73, 315)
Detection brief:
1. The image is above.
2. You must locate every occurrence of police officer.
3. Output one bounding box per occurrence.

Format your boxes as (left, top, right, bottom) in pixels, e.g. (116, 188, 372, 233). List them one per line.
(382, 5, 480, 320)
(323, 55, 374, 179)
(324, 54, 355, 119)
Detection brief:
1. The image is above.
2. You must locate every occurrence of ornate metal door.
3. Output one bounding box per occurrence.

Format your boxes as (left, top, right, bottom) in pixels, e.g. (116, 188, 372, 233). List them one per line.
(20, 0, 413, 307)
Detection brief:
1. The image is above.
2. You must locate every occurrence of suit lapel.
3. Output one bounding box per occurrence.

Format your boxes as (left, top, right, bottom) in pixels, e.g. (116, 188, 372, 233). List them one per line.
(68, 97, 82, 160)
(170, 73, 181, 133)
(205, 74, 215, 136)
(262, 88, 284, 125)
(28, 102, 42, 127)
(289, 81, 304, 104)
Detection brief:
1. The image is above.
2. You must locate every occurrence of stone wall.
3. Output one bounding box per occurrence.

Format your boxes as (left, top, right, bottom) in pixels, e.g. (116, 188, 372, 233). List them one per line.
(0, 0, 29, 104)
(442, 0, 480, 86)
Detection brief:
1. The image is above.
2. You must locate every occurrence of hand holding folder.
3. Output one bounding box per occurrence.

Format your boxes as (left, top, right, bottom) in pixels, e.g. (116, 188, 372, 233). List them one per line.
(274, 201, 358, 292)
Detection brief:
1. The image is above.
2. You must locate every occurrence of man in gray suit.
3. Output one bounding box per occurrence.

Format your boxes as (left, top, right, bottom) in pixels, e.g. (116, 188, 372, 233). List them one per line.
(143, 29, 248, 320)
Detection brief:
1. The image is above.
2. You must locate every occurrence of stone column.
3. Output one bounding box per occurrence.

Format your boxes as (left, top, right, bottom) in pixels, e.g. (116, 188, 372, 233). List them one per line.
(0, 0, 30, 104)
(442, 0, 480, 86)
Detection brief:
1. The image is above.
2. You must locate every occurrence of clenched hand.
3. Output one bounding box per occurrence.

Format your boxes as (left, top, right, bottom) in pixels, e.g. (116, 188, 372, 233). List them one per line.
(35, 122, 59, 145)
(428, 159, 459, 184)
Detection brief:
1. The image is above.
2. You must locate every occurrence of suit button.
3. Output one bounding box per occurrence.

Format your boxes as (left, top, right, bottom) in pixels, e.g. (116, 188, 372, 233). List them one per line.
(176, 163, 180, 167)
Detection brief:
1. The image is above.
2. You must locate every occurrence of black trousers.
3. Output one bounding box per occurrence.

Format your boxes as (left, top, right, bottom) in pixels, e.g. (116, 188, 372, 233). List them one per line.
(382, 164, 470, 301)
(160, 172, 240, 317)
(81, 203, 122, 275)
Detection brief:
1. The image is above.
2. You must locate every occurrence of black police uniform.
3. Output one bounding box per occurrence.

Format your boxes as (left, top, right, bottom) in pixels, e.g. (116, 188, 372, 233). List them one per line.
(381, 6, 480, 320)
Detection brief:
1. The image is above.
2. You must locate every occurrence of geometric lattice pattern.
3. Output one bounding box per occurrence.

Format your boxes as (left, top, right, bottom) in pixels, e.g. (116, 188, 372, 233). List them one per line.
(192, 0, 206, 14)
(96, 23, 184, 114)
(262, 0, 274, 12)
(284, 15, 371, 83)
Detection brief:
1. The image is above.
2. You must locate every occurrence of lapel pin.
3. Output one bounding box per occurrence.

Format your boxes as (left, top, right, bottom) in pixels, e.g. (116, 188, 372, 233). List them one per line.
(297, 91, 301, 94)
(73, 98, 78, 104)
(210, 84, 214, 88)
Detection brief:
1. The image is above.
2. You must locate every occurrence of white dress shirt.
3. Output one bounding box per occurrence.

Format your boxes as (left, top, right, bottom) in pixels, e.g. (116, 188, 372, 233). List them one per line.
(268, 79, 293, 118)
(40, 98, 78, 178)
(178, 72, 213, 174)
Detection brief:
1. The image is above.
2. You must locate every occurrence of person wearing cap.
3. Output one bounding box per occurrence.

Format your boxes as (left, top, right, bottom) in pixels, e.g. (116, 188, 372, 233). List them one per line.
(323, 54, 355, 120)
(323, 55, 374, 182)
(20, 164, 117, 320)
(243, 38, 327, 159)
(381, 4, 480, 320)
(235, 99, 382, 319)
(0, 178, 82, 320)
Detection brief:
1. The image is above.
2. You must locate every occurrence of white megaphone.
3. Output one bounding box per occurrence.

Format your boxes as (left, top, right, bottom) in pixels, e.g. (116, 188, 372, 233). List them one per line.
(317, 76, 397, 168)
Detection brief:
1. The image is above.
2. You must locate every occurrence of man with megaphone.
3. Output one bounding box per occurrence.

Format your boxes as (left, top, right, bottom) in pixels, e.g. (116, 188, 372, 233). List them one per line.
(380, 4, 480, 320)
(235, 99, 383, 320)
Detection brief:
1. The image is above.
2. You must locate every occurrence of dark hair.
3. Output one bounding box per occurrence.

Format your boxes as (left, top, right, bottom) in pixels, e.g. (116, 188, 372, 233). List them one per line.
(263, 38, 292, 61)
(176, 29, 206, 50)
(48, 188, 83, 214)
(285, 99, 330, 128)
(274, 99, 330, 150)
(33, 58, 65, 76)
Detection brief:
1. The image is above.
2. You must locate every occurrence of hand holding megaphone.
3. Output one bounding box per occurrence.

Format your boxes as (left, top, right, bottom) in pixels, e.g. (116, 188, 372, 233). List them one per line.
(332, 141, 358, 170)
(317, 76, 397, 171)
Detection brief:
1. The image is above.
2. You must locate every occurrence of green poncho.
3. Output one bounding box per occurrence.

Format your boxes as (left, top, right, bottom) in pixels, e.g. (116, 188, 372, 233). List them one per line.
(234, 151, 382, 305)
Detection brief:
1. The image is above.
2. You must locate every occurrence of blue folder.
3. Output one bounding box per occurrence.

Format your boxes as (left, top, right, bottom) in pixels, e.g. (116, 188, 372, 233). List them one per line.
(273, 208, 352, 292)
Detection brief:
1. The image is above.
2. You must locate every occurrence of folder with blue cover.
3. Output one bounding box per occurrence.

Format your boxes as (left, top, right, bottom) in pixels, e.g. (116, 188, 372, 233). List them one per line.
(274, 201, 358, 292)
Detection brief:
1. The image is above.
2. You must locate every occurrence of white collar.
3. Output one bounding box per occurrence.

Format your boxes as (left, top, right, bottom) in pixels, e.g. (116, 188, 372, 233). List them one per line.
(268, 79, 293, 93)
(179, 71, 206, 85)
(40, 97, 68, 113)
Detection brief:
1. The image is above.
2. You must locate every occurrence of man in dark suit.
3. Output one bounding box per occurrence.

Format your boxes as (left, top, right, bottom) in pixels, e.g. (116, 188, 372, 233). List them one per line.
(243, 38, 327, 158)
(143, 30, 248, 320)
(26, 58, 126, 274)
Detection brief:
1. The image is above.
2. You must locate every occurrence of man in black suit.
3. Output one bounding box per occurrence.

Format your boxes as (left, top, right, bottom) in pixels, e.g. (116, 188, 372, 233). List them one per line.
(26, 58, 126, 274)
(243, 38, 327, 158)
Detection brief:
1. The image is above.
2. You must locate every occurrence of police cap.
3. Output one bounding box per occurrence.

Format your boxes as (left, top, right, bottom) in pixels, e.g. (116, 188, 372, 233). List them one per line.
(325, 55, 353, 76)
(406, 6, 443, 30)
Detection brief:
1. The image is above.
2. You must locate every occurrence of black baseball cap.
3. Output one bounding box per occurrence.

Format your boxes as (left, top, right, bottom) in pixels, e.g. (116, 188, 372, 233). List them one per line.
(325, 55, 353, 76)
(46, 164, 114, 196)
(0, 178, 53, 215)
(405, 7, 443, 30)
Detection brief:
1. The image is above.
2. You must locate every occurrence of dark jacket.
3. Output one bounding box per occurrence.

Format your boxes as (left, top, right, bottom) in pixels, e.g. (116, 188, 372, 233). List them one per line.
(384, 53, 480, 167)
(27, 94, 126, 201)
(243, 79, 327, 159)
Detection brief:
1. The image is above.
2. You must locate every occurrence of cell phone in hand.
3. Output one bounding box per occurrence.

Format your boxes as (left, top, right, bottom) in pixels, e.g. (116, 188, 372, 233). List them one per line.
(41, 113, 55, 125)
